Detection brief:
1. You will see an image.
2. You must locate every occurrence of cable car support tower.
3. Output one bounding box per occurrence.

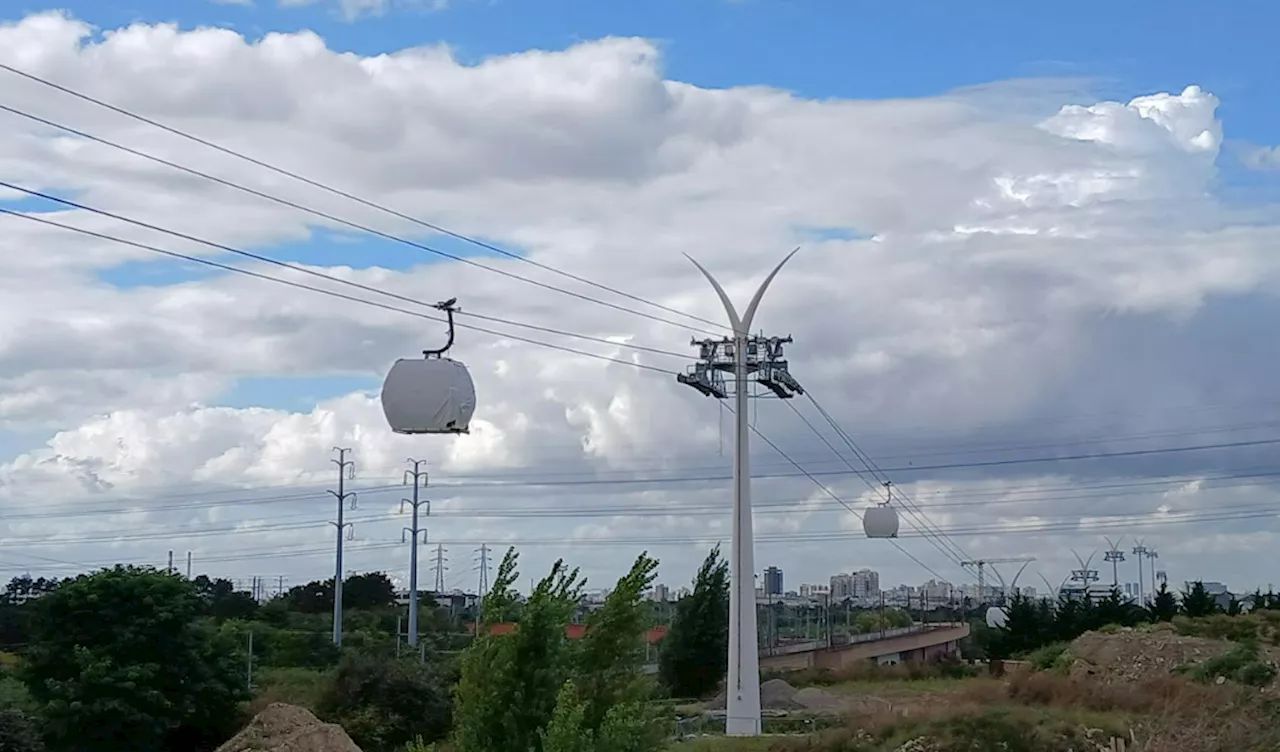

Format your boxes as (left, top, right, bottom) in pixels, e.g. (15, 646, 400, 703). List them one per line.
(676, 250, 803, 737)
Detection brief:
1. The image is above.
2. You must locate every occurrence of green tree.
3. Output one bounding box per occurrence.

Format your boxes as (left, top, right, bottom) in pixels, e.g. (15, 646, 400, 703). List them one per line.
(853, 608, 911, 635)
(450, 550, 664, 752)
(572, 554, 663, 750)
(284, 579, 333, 614)
(191, 576, 259, 622)
(317, 651, 451, 751)
(22, 566, 248, 752)
(1148, 581, 1178, 622)
(0, 707, 44, 752)
(1181, 581, 1221, 617)
(343, 572, 398, 610)
(988, 594, 1044, 660)
(452, 549, 582, 752)
(659, 546, 728, 699)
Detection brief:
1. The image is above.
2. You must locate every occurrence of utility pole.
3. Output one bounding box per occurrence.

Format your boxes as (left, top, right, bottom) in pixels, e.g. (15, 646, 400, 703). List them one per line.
(675, 251, 802, 738)
(1132, 540, 1149, 605)
(186, 551, 192, 580)
(402, 459, 430, 648)
(475, 545, 491, 600)
(1103, 537, 1126, 591)
(167, 550, 174, 574)
(432, 544, 449, 592)
(246, 631, 254, 692)
(329, 447, 357, 647)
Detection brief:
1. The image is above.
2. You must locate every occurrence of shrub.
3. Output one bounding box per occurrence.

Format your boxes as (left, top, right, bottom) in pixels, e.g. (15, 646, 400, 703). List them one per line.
(0, 707, 44, 752)
(1176, 642, 1276, 688)
(1024, 643, 1072, 673)
(316, 652, 451, 752)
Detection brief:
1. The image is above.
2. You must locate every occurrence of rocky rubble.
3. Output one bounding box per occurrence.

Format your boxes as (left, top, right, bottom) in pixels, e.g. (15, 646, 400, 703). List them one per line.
(215, 703, 363, 752)
(1068, 628, 1280, 686)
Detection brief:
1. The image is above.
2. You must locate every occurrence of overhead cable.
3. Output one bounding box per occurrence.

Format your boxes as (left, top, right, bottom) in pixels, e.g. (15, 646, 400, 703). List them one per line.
(0, 87, 726, 336)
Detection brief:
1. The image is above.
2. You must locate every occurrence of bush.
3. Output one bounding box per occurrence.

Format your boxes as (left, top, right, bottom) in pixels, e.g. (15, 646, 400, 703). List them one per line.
(1176, 642, 1276, 688)
(1024, 643, 1072, 673)
(316, 652, 451, 752)
(0, 707, 44, 752)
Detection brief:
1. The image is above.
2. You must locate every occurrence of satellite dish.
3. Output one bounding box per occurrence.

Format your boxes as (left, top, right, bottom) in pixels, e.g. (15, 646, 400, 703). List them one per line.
(380, 299, 477, 435)
(986, 606, 1009, 629)
(863, 504, 900, 539)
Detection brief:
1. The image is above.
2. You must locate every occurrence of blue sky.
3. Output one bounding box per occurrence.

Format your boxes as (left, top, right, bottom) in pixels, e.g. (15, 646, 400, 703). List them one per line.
(17, 0, 1280, 146)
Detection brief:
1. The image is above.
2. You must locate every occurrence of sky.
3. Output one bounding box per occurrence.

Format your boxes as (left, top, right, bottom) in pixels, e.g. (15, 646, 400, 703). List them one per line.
(2, 0, 1280, 598)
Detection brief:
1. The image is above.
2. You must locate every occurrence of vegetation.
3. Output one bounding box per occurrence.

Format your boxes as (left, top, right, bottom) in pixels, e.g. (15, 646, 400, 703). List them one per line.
(451, 549, 665, 752)
(22, 566, 248, 752)
(988, 580, 1278, 659)
(1, 555, 1275, 752)
(659, 546, 729, 699)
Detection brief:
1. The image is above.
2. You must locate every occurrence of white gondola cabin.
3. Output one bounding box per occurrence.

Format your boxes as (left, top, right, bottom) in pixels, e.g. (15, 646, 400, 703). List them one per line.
(381, 356, 476, 434)
(380, 298, 477, 435)
(863, 504, 900, 539)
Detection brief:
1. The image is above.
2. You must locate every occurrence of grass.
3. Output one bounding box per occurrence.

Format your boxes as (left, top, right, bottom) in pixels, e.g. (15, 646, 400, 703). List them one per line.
(247, 665, 331, 715)
(676, 658, 1280, 751)
(1174, 640, 1278, 687)
(1024, 642, 1073, 674)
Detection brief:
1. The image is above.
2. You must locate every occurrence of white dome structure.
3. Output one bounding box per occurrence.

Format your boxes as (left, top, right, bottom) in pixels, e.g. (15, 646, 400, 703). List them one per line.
(381, 357, 476, 435)
(863, 504, 900, 539)
(986, 606, 1009, 629)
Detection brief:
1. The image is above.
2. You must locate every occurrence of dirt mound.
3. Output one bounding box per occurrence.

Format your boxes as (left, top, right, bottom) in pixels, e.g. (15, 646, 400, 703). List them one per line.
(216, 703, 363, 752)
(1067, 629, 1280, 685)
(793, 686, 842, 711)
(710, 678, 803, 710)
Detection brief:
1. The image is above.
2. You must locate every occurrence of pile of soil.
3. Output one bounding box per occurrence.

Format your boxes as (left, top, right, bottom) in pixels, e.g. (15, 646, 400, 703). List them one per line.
(709, 679, 864, 713)
(710, 678, 804, 710)
(1067, 629, 1280, 685)
(215, 703, 363, 752)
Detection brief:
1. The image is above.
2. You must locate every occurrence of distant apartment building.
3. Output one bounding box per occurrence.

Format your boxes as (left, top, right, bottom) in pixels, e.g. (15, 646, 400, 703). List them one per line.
(763, 566, 784, 596)
(799, 583, 830, 598)
(920, 579, 953, 603)
(651, 583, 670, 602)
(829, 569, 879, 601)
(851, 569, 880, 599)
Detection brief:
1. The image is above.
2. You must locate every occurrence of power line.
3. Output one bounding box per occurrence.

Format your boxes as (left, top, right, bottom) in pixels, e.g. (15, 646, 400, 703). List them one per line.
(799, 395, 974, 566)
(780, 396, 971, 571)
(283, 435, 1280, 489)
(733, 409, 955, 583)
(0, 183, 689, 361)
(7, 502, 1277, 577)
(5, 451, 1280, 527)
(0, 89, 726, 336)
(0, 205, 679, 375)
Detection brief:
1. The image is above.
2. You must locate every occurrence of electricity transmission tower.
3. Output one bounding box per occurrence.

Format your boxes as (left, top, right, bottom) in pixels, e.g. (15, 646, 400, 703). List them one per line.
(432, 544, 448, 592)
(475, 545, 491, 600)
(328, 447, 357, 647)
(402, 459, 429, 647)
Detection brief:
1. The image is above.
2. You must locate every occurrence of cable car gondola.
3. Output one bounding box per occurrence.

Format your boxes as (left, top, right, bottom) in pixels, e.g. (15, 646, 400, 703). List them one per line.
(863, 480, 900, 539)
(381, 298, 477, 435)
